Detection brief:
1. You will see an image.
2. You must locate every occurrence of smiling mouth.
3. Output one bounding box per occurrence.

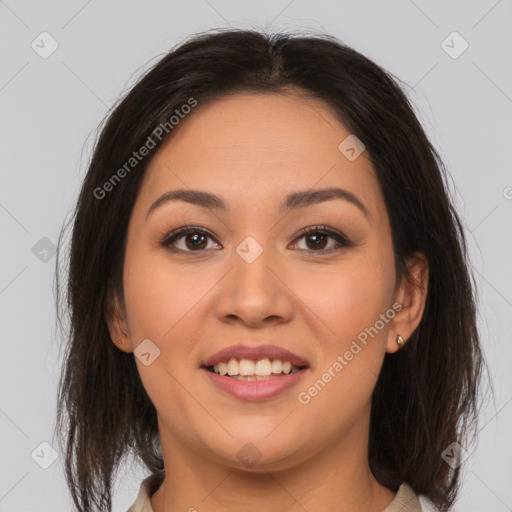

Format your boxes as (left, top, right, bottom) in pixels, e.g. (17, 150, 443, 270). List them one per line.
(203, 357, 308, 381)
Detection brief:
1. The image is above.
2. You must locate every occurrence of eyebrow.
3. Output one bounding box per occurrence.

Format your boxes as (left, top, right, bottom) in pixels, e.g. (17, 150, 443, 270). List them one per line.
(145, 187, 370, 221)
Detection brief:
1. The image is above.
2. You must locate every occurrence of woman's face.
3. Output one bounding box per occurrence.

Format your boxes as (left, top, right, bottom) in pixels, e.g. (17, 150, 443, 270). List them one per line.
(112, 91, 419, 471)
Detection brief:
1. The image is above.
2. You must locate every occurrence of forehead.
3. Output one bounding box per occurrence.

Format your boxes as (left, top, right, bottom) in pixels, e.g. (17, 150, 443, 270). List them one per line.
(137, 91, 383, 219)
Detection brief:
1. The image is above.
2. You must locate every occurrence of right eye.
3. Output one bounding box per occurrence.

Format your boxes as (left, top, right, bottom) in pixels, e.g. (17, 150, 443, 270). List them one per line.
(159, 226, 221, 253)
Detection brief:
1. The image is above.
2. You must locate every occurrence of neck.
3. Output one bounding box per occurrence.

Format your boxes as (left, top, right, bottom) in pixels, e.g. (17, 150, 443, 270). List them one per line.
(150, 411, 396, 512)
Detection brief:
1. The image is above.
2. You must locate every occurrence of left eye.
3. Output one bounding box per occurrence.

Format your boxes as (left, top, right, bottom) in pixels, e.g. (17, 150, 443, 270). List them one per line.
(292, 226, 351, 252)
(160, 225, 351, 254)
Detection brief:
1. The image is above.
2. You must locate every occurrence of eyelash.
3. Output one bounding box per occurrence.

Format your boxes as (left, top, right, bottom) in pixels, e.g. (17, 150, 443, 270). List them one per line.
(159, 224, 352, 255)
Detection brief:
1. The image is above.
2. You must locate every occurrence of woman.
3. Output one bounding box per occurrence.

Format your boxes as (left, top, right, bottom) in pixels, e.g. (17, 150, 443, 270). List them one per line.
(54, 29, 485, 512)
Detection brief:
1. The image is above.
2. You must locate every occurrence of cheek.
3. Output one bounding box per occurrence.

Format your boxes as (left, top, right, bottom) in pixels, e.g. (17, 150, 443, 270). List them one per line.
(292, 266, 392, 427)
(122, 244, 207, 411)
(292, 251, 395, 405)
(122, 240, 203, 342)
(123, 260, 169, 341)
(294, 255, 395, 342)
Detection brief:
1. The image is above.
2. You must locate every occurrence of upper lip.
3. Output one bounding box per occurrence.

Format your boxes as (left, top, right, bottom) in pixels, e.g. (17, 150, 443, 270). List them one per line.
(202, 344, 309, 368)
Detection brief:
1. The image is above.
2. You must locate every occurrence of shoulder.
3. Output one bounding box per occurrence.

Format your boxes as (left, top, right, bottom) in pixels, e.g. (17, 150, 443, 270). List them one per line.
(126, 473, 164, 512)
(383, 483, 441, 512)
(418, 493, 442, 512)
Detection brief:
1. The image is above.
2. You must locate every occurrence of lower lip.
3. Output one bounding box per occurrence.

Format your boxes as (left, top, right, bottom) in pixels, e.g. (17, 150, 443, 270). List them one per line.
(201, 367, 309, 401)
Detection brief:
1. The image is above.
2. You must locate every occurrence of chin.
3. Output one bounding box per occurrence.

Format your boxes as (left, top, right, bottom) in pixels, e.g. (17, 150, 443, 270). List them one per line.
(202, 434, 307, 472)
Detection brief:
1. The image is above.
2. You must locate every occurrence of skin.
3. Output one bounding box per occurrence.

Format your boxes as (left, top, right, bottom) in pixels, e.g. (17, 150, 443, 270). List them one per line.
(107, 91, 428, 512)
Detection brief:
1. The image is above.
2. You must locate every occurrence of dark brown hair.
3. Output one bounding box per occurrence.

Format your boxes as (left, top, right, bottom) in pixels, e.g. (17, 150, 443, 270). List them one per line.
(54, 28, 487, 511)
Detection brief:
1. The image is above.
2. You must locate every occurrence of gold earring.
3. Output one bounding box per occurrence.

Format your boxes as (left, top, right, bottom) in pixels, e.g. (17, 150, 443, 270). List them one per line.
(397, 334, 406, 347)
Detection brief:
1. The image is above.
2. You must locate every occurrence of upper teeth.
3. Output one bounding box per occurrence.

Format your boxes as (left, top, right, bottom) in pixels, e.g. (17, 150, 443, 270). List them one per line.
(213, 358, 301, 376)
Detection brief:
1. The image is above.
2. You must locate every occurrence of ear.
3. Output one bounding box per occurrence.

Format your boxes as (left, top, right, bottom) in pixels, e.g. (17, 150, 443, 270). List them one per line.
(386, 252, 429, 354)
(105, 289, 133, 354)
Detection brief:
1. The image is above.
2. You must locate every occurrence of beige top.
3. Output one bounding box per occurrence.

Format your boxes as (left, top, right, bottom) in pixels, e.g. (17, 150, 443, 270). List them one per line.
(127, 473, 428, 511)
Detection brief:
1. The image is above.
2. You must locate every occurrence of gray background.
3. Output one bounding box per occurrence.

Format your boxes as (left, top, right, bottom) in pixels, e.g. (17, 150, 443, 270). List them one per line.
(0, 0, 511, 510)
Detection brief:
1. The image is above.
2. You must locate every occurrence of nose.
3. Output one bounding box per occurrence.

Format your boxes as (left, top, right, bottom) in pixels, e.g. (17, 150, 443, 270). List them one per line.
(213, 241, 294, 328)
